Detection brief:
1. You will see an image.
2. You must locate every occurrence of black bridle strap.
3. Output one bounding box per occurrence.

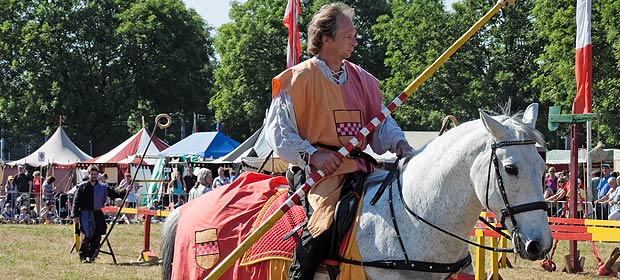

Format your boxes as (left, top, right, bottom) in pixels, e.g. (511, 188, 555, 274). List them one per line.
(394, 168, 514, 253)
(477, 216, 511, 240)
(485, 140, 548, 230)
(336, 253, 472, 273)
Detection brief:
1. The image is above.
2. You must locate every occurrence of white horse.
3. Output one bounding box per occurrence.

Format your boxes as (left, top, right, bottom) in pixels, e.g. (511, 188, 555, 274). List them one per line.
(162, 103, 552, 280)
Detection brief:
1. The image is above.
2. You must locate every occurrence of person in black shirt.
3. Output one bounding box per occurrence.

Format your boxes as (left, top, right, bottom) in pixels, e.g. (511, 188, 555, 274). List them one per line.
(13, 164, 33, 194)
(72, 165, 128, 263)
(182, 167, 197, 194)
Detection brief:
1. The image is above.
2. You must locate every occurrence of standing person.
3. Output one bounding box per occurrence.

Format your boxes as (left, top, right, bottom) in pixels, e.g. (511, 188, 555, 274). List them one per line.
(182, 167, 197, 194)
(32, 171, 42, 213)
(14, 164, 33, 197)
(545, 167, 558, 193)
(4, 175, 16, 213)
(167, 171, 185, 206)
(597, 164, 613, 219)
(188, 168, 213, 201)
(212, 167, 230, 188)
(229, 170, 238, 182)
(264, 3, 413, 279)
(42, 176, 56, 203)
(72, 165, 127, 263)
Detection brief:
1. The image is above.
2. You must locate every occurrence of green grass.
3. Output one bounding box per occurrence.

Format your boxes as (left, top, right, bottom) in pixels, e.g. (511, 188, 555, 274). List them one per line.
(0, 223, 162, 280)
(1, 223, 618, 279)
(477, 240, 620, 279)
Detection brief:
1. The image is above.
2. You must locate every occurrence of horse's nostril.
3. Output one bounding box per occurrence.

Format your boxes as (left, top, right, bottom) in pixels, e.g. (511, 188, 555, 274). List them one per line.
(525, 240, 542, 258)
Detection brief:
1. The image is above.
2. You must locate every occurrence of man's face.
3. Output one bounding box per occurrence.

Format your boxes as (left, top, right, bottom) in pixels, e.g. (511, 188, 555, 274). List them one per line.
(218, 169, 225, 177)
(89, 171, 99, 183)
(603, 167, 610, 176)
(18, 167, 24, 173)
(324, 14, 358, 61)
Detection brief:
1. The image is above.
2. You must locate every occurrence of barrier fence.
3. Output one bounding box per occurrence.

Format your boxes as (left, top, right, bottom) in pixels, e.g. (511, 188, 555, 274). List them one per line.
(473, 211, 620, 279)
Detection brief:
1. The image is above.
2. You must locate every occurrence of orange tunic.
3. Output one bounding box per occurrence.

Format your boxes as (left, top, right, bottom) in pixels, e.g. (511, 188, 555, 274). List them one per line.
(272, 59, 382, 236)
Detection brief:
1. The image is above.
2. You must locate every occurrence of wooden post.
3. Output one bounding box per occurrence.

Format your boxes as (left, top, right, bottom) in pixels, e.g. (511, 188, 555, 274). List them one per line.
(569, 123, 582, 272)
(475, 230, 486, 280)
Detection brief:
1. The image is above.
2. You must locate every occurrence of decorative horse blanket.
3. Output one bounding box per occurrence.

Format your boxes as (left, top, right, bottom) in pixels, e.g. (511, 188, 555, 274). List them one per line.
(172, 172, 305, 280)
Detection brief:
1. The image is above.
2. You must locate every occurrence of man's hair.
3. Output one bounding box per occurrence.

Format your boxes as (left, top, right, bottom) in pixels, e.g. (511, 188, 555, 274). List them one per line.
(307, 2, 355, 55)
(88, 165, 99, 173)
(46, 176, 56, 183)
(196, 168, 212, 186)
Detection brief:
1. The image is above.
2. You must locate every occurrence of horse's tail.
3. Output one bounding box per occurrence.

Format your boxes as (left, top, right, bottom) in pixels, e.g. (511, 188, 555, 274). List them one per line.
(161, 208, 180, 280)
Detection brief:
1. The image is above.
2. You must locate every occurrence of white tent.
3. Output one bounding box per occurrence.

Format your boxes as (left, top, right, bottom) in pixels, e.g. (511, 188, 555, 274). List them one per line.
(9, 126, 92, 167)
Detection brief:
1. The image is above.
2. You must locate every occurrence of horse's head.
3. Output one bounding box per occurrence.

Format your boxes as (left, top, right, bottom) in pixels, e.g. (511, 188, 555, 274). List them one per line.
(473, 103, 552, 261)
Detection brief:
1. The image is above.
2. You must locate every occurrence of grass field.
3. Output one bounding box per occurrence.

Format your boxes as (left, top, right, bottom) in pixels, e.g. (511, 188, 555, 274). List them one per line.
(0, 223, 618, 279)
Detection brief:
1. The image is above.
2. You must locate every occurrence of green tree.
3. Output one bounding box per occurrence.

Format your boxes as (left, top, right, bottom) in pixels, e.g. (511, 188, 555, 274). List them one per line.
(373, 0, 453, 130)
(210, 0, 288, 140)
(0, 0, 215, 158)
(532, 0, 620, 147)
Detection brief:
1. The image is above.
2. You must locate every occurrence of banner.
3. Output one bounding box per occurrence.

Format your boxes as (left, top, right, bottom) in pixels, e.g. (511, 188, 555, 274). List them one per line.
(283, 0, 301, 68)
(572, 0, 592, 114)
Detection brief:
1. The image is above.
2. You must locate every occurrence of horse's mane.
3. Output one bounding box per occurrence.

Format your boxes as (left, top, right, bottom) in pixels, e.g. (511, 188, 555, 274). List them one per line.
(417, 108, 544, 154)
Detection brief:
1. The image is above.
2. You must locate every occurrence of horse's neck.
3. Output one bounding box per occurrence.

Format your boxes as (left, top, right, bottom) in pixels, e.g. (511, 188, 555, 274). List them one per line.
(357, 123, 490, 268)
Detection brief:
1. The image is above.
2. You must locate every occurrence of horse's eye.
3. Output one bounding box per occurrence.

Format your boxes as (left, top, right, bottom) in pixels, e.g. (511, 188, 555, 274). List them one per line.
(505, 164, 519, 176)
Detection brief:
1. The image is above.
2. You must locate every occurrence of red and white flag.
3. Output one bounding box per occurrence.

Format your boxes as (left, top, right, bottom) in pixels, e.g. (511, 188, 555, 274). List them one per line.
(572, 0, 592, 114)
(283, 0, 301, 68)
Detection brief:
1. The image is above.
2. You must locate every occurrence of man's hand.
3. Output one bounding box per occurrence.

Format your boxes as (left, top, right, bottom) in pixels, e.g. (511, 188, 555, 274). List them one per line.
(309, 150, 342, 176)
(394, 140, 414, 158)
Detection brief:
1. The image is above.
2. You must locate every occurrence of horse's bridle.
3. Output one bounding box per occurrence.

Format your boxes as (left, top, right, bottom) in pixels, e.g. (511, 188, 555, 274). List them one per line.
(339, 139, 549, 274)
(484, 140, 548, 233)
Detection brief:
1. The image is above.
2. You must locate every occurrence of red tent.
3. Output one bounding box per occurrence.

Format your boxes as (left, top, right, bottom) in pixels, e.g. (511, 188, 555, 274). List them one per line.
(84, 128, 168, 184)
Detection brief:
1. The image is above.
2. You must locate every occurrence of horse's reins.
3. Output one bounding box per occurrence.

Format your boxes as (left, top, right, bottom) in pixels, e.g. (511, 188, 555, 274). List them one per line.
(484, 140, 548, 234)
(349, 139, 548, 274)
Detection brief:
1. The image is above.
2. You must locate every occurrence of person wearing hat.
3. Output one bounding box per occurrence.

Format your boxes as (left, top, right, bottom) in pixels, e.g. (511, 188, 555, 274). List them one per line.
(17, 205, 32, 224)
(597, 164, 613, 219)
(4, 175, 16, 213)
(1, 203, 13, 223)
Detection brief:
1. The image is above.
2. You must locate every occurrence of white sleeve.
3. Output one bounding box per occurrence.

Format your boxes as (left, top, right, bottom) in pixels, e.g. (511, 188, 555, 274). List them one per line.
(264, 91, 317, 167)
(369, 108, 408, 155)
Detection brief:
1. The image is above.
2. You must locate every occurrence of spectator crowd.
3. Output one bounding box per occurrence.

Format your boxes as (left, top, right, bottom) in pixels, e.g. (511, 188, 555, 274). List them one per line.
(0, 164, 243, 224)
(544, 164, 620, 220)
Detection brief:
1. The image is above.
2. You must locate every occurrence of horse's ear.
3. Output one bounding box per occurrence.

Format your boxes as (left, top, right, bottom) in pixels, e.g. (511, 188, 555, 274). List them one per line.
(479, 109, 509, 140)
(521, 103, 538, 129)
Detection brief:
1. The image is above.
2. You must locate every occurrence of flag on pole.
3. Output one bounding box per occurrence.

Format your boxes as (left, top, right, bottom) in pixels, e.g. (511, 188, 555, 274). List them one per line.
(283, 0, 301, 68)
(572, 0, 592, 114)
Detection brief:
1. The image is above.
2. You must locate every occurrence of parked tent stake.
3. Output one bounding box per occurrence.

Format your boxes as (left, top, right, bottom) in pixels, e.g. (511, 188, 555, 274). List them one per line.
(205, 1, 514, 278)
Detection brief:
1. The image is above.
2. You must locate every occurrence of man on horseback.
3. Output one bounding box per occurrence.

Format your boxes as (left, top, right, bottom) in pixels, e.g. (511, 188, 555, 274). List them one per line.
(265, 3, 413, 279)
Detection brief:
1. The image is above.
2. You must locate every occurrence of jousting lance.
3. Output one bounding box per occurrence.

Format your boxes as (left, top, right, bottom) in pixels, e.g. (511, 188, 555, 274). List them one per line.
(205, 0, 515, 278)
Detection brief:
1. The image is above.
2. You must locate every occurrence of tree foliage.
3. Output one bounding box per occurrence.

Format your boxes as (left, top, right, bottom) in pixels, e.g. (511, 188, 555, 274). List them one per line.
(0, 0, 215, 158)
(3, 0, 620, 160)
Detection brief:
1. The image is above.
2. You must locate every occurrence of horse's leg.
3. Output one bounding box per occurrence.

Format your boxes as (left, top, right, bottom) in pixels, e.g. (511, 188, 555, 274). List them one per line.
(161, 209, 180, 280)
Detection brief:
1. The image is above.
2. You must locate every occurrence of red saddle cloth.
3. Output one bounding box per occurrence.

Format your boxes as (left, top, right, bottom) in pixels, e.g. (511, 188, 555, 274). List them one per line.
(172, 172, 305, 280)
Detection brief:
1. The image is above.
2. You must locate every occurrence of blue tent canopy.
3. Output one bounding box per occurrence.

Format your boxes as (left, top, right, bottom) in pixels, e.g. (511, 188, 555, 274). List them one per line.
(159, 132, 240, 159)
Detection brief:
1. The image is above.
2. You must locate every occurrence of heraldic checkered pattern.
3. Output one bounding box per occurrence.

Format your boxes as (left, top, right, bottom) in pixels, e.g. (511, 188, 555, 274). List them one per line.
(196, 241, 219, 256)
(336, 122, 362, 136)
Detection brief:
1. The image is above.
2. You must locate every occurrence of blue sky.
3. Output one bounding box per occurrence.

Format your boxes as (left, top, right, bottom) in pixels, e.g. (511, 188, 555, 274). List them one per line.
(184, 0, 458, 28)
(183, 0, 246, 28)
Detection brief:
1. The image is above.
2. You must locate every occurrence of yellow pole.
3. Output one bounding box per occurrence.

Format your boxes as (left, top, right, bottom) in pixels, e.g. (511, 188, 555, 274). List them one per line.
(205, 1, 513, 279)
(489, 237, 499, 280)
(475, 230, 486, 280)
